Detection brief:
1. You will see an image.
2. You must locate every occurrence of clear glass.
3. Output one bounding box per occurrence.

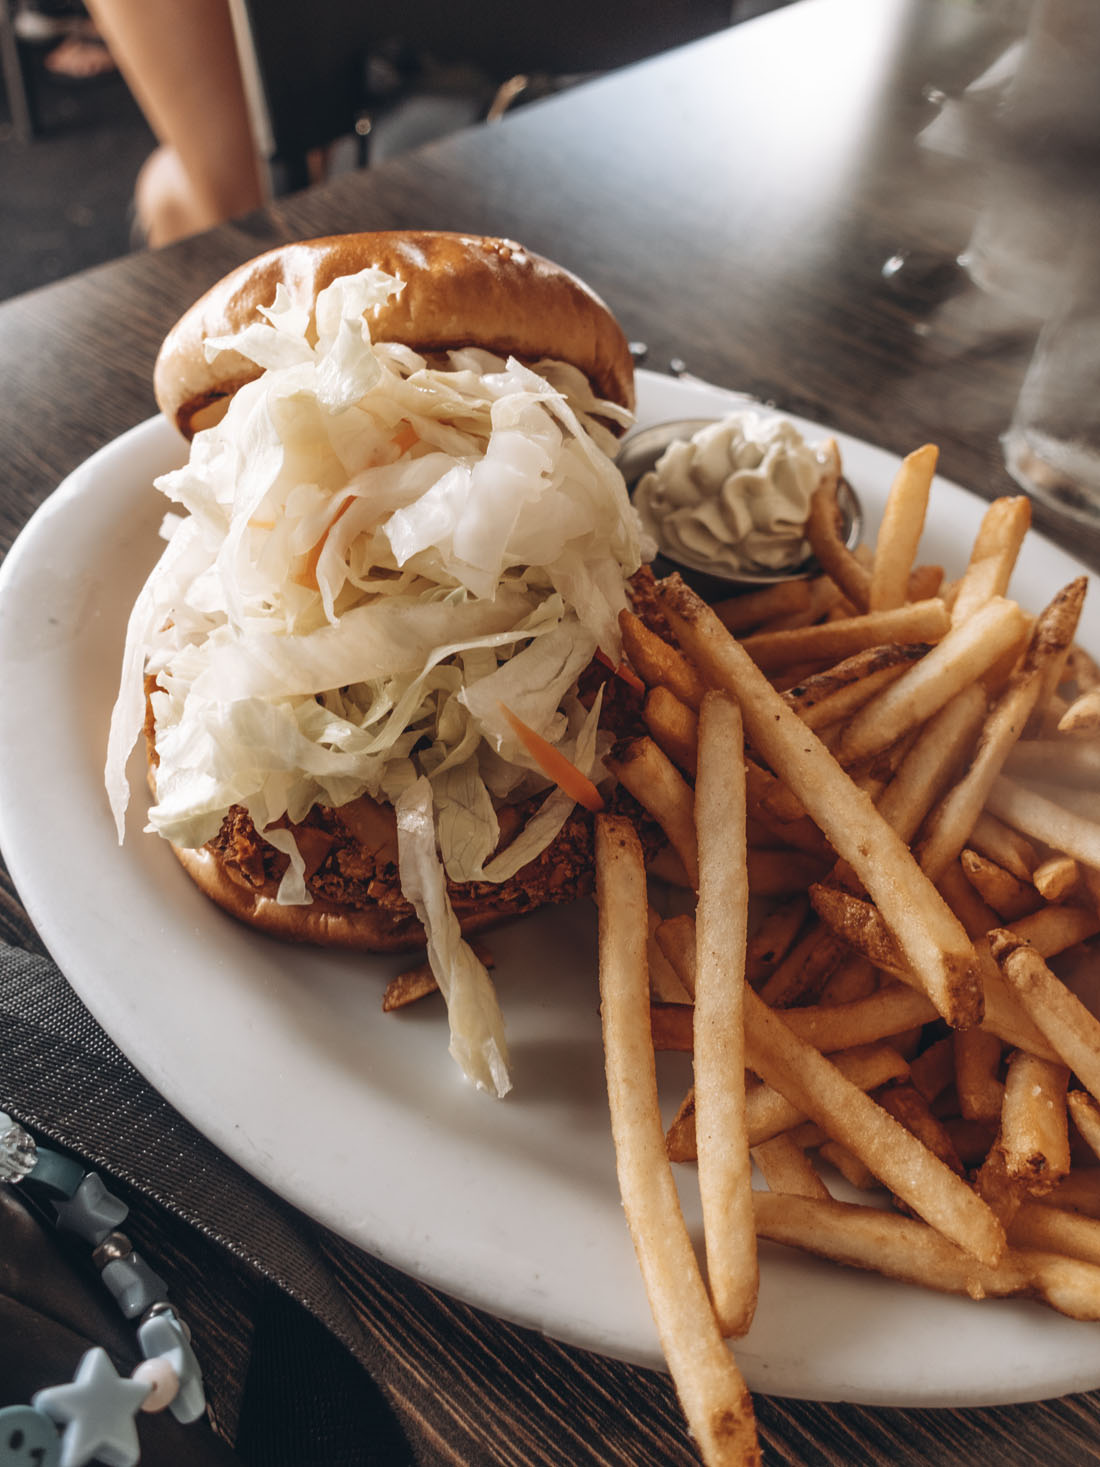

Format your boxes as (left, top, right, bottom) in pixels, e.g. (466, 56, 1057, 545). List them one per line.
(1003, 225, 1100, 523)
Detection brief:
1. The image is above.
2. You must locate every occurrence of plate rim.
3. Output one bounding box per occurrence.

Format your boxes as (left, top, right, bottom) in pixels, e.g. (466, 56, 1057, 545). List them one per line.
(2, 373, 1100, 1407)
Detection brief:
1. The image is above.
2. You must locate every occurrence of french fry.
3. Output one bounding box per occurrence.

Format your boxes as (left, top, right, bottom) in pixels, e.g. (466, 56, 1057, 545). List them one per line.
(1010, 900, 1100, 955)
(840, 730, 921, 805)
(1013, 778, 1100, 826)
(648, 908, 693, 1004)
(666, 1088, 698, 1164)
(1068, 1090, 1100, 1164)
(655, 913, 698, 997)
(805, 445, 872, 611)
(877, 1082, 965, 1177)
(950, 496, 1031, 625)
(1009, 1202, 1100, 1269)
(1024, 577, 1088, 732)
(778, 986, 937, 1052)
(741, 600, 950, 676)
(764, 573, 848, 632)
(1033, 854, 1081, 904)
(684, 1044, 912, 1157)
(743, 986, 1005, 1263)
(817, 952, 879, 1006)
(781, 642, 930, 730)
(751, 1133, 830, 1200)
(817, 1141, 877, 1191)
(1040, 1169, 1100, 1219)
(758, 924, 847, 1009)
(382, 963, 440, 1011)
(752, 1192, 1100, 1321)
(594, 815, 761, 1466)
(693, 692, 756, 1336)
(907, 563, 945, 602)
(986, 775, 1100, 870)
(1057, 686, 1100, 734)
(382, 941, 494, 1010)
(1003, 738, 1100, 789)
(873, 684, 986, 844)
(916, 658, 1048, 882)
(608, 737, 699, 888)
(618, 609, 708, 711)
(659, 575, 982, 1030)
(953, 1027, 1005, 1124)
(745, 895, 809, 988)
(650, 1002, 694, 1052)
(744, 759, 806, 826)
(991, 931, 1100, 1111)
(967, 811, 1039, 880)
(996, 1050, 1071, 1198)
(712, 578, 813, 635)
(909, 1034, 957, 1105)
(960, 849, 1043, 922)
(837, 597, 1028, 766)
(806, 883, 1061, 1060)
(643, 685, 698, 776)
(745, 1050, 915, 1150)
(868, 444, 937, 612)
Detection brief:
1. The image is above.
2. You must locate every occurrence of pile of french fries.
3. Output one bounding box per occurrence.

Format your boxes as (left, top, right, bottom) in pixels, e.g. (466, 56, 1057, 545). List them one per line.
(596, 441, 1100, 1466)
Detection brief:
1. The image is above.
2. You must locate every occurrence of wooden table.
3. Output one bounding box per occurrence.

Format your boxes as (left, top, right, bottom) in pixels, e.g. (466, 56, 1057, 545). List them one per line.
(3, 0, 1100, 1461)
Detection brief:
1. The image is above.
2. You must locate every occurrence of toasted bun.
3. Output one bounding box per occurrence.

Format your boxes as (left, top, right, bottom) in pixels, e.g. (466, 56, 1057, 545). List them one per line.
(154, 230, 635, 439)
(171, 843, 507, 953)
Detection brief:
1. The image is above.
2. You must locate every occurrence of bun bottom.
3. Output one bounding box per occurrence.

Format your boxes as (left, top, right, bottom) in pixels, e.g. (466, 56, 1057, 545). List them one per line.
(172, 842, 533, 953)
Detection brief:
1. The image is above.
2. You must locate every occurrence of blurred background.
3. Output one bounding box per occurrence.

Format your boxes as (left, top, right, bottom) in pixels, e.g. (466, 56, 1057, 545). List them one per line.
(0, 0, 792, 302)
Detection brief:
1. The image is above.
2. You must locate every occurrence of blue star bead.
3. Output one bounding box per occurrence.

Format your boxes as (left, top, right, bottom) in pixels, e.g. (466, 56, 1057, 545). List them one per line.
(51, 1174, 129, 1246)
(32, 1348, 148, 1467)
(100, 1252, 168, 1320)
(0, 1405, 61, 1467)
(138, 1311, 206, 1424)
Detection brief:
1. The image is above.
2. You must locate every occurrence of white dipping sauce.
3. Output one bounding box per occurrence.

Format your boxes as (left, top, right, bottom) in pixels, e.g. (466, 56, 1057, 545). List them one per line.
(633, 411, 825, 575)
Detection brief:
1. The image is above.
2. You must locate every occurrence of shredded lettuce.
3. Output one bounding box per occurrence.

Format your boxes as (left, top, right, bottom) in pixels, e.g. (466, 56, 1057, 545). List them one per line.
(395, 778, 511, 1097)
(106, 263, 640, 1095)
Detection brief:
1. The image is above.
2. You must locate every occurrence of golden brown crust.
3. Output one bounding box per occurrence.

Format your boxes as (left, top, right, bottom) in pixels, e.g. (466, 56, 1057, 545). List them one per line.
(154, 230, 635, 438)
(171, 841, 509, 952)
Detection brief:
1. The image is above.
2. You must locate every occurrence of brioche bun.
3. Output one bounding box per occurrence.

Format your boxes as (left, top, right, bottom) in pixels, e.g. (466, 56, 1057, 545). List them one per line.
(145, 232, 639, 952)
(171, 839, 507, 952)
(154, 230, 636, 439)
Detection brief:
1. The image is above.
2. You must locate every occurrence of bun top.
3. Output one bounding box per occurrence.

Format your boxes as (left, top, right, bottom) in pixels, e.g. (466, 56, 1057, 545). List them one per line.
(154, 231, 635, 438)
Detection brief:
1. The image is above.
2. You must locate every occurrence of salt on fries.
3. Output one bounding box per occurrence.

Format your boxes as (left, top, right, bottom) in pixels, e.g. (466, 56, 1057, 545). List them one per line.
(589, 436, 1100, 1467)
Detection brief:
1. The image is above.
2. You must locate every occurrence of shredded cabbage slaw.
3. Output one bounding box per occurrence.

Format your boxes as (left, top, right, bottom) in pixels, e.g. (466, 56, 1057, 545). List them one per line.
(106, 265, 641, 1096)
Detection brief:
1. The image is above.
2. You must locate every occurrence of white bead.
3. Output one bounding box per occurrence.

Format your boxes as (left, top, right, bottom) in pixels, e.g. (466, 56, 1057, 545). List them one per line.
(131, 1358, 180, 1413)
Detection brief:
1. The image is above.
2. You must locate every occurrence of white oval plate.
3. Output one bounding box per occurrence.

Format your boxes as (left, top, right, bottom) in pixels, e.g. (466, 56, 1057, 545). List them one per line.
(2, 370, 1099, 1407)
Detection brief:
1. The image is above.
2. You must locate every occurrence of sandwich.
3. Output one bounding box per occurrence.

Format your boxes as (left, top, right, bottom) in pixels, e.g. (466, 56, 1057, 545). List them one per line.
(106, 230, 645, 1094)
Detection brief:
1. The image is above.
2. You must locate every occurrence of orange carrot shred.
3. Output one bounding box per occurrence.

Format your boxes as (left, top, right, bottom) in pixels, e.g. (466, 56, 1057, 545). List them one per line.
(498, 703, 605, 813)
(390, 420, 419, 455)
(594, 646, 645, 695)
(296, 499, 355, 589)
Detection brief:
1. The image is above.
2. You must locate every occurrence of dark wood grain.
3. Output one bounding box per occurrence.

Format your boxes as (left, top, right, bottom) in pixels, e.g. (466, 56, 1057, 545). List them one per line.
(3, 0, 1100, 1462)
